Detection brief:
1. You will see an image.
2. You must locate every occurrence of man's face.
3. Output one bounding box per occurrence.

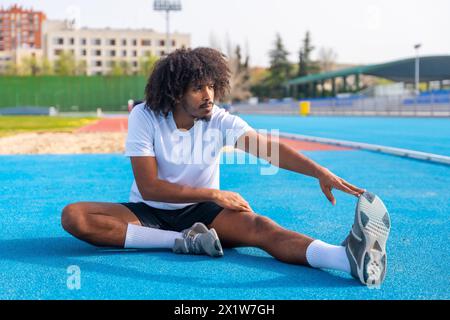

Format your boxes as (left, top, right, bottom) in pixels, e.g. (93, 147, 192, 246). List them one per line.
(180, 81, 215, 121)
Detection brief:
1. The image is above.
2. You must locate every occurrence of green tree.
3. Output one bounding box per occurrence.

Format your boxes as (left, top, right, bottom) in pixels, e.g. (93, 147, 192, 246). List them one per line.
(139, 53, 159, 76)
(297, 31, 320, 98)
(40, 57, 54, 75)
(267, 33, 292, 98)
(298, 31, 314, 77)
(75, 60, 87, 76)
(4, 61, 18, 75)
(54, 51, 77, 75)
(20, 55, 40, 76)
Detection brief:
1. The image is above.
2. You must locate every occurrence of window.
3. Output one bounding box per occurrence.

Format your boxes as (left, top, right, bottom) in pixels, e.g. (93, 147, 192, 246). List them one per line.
(122, 50, 127, 57)
(69, 38, 75, 45)
(109, 50, 116, 57)
(108, 39, 116, 46)
(159, 40, 165, 46)
(91, 38, 101, 46)
(54, 49, 63, 56)
(80, 38, 87, 45)
(142, 39, 151, 46)
(94, 50, 102, 56)
(55, 37, 64, 45)
(172, 40, 176, 47)
(81, 49, 87, 56)
(132, 61, 138, 67)
(121, 39, 127, 46)
(132, 39, 137, 46)
(95, 61, 102, 67)
(132, 50, 137, 57)
(159, 50, 165, 56)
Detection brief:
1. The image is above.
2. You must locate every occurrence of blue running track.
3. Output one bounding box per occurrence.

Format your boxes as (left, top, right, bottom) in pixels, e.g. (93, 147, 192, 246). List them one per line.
(0, 116, 449, 299)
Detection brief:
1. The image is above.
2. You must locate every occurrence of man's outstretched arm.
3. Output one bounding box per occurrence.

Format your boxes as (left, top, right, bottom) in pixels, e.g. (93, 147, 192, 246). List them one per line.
(236, 130, 365, 205)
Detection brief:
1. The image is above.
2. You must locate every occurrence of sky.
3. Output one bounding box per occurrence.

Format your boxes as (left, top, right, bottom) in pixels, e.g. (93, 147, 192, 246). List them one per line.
(4, 0, 450, 67)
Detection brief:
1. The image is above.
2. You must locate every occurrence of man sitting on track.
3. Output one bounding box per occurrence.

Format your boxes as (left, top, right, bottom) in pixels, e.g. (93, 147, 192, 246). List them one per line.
(61, 47, 390, 287)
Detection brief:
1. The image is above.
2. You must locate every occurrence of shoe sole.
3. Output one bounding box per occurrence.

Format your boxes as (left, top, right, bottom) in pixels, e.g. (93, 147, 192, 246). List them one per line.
(354, 192, 391, 287)
(201, 228, 224, 258)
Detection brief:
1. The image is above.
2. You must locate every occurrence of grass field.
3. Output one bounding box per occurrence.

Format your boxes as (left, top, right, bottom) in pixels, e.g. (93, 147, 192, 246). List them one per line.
(0, 116, 98, 137)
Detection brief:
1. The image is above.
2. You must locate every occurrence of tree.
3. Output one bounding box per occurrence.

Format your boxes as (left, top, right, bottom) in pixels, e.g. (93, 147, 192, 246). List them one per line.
(4, 61, 18, 75)
(75, 60, 87, 76)
(20, 55, 40, 76)
(318, 47, 338, 73)
(298, 31, 317, 77)
(226, 45, 252, 103)
(297, 31, 321, 98)
(54, 51, 77, 75)
(267, 33, 292, 98)
(139, 53, 159, 76)
(40, 57, 54, 75)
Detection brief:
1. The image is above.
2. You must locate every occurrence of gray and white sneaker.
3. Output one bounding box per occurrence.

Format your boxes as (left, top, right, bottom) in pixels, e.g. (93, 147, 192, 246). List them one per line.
(173, 223, 224, 258)
(342, 192, 391, 287)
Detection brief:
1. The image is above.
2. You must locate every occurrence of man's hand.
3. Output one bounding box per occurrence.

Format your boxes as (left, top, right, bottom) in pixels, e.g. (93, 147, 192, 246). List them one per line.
(212, 190, 253, 212)
(317, 168, 365, 205)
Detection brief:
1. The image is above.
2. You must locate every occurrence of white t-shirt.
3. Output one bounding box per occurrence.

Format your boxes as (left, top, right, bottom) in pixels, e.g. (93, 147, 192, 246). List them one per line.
(125, 103, 253, 210)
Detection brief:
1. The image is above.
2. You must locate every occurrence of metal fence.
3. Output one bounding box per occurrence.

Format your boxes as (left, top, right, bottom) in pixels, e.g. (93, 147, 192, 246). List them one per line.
(0, 76, 147, 112)
(234, 92, 450, 117)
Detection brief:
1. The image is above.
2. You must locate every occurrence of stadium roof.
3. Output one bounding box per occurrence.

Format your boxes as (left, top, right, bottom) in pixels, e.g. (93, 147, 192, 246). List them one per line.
(287, 55, 450, 86)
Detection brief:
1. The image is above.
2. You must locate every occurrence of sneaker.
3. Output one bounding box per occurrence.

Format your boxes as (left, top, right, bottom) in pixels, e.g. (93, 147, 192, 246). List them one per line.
(342, 192, 391, 287)
(181, 222, 209, 238)
(173, 223, 224, 258)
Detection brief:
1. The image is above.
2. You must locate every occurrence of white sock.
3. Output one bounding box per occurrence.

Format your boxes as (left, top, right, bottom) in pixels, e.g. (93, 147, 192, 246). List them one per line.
(124, 224, 182, 249)
(305, 240, 351, 273)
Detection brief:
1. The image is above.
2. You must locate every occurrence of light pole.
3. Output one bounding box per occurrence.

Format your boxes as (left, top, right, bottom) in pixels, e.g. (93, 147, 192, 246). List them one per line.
(414, 43, 422, 95)
(153, 0, 182, 55)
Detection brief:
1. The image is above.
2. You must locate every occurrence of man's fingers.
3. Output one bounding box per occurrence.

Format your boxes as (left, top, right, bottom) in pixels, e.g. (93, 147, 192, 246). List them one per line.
(336, 182, 360, 196)
(321, 183, 336, 205)
(341, 179, 365, 194)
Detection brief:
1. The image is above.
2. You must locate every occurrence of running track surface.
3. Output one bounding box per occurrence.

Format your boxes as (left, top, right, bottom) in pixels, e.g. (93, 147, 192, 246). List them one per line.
(1, 115, 449, 300)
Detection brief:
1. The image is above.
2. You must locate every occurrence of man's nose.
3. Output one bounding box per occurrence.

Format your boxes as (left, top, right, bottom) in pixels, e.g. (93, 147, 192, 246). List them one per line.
(202, 87, 213, 101)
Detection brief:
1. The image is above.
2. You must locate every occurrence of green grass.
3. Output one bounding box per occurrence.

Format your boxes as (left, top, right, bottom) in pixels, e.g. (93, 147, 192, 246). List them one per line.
(0, 116, 98, 138)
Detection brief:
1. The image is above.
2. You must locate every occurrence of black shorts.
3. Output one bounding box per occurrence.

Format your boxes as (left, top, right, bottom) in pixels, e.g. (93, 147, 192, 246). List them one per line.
(120, 201, 224, 232)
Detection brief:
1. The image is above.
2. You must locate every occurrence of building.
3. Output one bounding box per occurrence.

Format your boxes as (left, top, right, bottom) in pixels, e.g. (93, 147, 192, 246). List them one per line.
(0, 4, 190, 75)
(42, 20, 190, 75)
(0, 4, 46, 51)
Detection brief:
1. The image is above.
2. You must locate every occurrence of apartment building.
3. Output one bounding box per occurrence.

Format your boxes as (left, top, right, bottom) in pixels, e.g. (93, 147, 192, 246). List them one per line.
(0, 5, 190, 75)
(0, 4, 46, 51)
(43, 20, 190, 75)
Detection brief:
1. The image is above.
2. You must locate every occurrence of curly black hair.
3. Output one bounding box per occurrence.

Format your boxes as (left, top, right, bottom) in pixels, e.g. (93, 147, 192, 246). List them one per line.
(145, 47, 230, 116)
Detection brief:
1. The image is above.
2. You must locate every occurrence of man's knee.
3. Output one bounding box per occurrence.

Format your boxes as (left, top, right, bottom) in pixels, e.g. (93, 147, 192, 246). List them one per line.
(253, 215, 280, 235)
(61, 203, 88, 237)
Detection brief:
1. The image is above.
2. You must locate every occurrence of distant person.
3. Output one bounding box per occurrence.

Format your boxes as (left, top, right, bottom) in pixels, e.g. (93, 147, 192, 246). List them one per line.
(128, 99, 143, 113)
(61, 48, 390, 287)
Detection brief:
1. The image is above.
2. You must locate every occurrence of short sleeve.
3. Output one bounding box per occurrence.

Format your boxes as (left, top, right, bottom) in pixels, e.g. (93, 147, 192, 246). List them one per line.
(125, 105, 156, 157)
(218, 109, 254, 147)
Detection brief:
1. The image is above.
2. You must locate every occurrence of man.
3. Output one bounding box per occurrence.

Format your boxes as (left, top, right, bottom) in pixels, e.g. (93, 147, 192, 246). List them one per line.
(62, 47, 390, 287)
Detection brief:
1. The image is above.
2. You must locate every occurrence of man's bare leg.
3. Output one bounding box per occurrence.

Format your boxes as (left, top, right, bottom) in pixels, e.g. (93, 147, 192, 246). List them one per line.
(61, 202, 223, 256)
(209, 209, 315, 266)
(61, 202, 143, 247)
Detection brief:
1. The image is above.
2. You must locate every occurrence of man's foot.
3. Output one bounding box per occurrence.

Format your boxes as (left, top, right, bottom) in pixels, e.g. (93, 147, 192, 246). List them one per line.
(173, 223, 224, 257)
(342, 192, 391, 287)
